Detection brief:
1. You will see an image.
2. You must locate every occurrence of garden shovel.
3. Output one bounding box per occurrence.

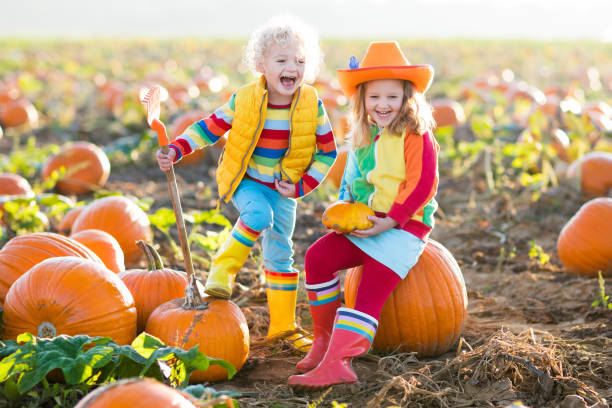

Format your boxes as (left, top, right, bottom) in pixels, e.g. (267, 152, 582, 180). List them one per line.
(141, 86, 202, 307)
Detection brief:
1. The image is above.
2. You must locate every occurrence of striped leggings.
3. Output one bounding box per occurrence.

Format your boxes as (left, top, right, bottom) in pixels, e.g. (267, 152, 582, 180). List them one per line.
(304, 232, 401, 320)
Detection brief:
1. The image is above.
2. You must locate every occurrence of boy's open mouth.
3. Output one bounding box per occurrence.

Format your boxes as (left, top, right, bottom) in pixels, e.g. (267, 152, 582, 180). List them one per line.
(280, 76, 296, 88)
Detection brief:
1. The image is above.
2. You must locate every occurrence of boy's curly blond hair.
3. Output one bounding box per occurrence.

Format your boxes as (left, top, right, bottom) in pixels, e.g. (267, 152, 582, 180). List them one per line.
(243, 15, 322, 84)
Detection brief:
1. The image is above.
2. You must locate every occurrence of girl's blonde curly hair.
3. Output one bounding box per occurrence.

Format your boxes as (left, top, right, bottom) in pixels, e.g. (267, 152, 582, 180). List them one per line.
(243, 15, 322, 84)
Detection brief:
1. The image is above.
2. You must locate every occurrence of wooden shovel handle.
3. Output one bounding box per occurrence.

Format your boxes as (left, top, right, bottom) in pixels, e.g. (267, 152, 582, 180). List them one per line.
(161, 146, 195, 278)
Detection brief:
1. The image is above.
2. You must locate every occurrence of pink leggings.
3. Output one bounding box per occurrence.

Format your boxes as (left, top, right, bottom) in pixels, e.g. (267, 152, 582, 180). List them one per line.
(305, 232, 401, 320)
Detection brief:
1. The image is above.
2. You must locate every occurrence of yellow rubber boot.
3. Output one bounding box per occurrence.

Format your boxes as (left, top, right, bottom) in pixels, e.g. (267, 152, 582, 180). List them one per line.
(205, 220, 260, 299)
(265, 270, 313, 352)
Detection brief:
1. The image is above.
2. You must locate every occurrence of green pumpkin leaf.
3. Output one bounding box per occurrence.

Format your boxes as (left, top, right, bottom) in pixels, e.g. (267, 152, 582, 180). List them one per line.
(1, 375, 21, 402)
(190, 231, 228, 252)
(130, 332, 167, 359)
(108, 344, 162, 382)
(189, 209, 232, 228)
(181, 383, 242, 399)
(36, 193, 74, 211)
(0, 335, 114, 393)
(148, 207, 176, 232)
(206, 357, 236, 380)
(0, 332, 235, 395)
(0, 341, 20, 360)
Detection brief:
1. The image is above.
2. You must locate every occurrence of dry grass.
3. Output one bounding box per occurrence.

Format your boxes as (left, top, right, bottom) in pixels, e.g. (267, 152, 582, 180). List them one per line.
(356, 328, 611, 408)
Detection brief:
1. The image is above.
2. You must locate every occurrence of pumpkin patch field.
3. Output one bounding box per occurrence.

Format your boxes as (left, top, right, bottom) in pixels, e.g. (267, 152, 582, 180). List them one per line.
(0, 39, 611, 407)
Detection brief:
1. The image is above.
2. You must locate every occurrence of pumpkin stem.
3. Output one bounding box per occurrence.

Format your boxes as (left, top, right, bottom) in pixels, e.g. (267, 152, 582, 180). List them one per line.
(347, 184, 355, 203)
(145, 241, 165, 270)
(137, 240, 164, 270)
(136, 240, 205, 309)
(183, 275, 205, 308)
(38, 321, 57, 338)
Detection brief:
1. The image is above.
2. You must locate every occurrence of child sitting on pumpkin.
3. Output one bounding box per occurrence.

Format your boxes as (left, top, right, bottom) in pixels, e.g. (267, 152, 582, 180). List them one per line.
(289, 41, 439, 389)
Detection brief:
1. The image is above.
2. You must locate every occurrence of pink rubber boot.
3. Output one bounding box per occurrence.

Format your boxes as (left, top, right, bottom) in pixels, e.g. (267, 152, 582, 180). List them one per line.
(289, 308, 377, 390)
(295, 277, 341, 373)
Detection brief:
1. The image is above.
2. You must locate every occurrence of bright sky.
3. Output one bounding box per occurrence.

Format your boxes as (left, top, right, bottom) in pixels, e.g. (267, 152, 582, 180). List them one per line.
(1, 0, 611, 40)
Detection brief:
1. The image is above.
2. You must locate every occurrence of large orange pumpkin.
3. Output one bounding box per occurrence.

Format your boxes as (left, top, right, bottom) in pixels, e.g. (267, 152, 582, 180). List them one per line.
(41, 141, 111, 195)
(0, 174, 34, 226)
(431, 98, 466, 128)
(505, 82, 546, 105)
(99, 80, 125, 113)
(74, 378, 198, 408)
(118, 241, 188, 332)
(70, 229, 125, 273)
(0, 98, 38, 128)
(566, 151, 612, 197)
(71, 196, 152, 264)
(2, 256, 137, 345)
(0, 83, 19, 106)
(557, 197, 612, 277)
(57, 206, 86, 235)
(0, 232, 104, 306)
(0, 173, 34, 197)
(344, 239, 468, 356)
(146, 296, 249, 383)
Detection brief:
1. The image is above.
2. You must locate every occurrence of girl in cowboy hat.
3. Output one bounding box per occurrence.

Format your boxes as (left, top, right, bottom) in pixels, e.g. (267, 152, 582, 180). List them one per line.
(156, 15, 337, 352)
(289, 41, 439, 389)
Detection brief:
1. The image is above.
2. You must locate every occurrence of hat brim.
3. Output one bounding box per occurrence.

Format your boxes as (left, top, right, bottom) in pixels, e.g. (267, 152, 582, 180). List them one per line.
(337, 65, 434, 98)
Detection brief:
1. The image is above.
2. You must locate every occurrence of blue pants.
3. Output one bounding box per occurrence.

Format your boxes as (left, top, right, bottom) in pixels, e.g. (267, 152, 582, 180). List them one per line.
(231, 178, 297, 273)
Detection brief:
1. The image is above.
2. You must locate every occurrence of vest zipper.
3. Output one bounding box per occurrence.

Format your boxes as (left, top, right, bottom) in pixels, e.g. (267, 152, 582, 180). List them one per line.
(280, 86, 301, 181)
(220, 92, 267, 202)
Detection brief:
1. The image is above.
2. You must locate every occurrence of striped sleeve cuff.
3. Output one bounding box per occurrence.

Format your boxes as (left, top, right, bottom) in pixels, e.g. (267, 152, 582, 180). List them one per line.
(169, 144, 182, 162)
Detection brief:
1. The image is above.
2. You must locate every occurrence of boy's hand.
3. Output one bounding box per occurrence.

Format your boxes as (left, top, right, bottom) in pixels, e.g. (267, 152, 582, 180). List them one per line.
(275, 179, 296, 198)
(156, 148, 176, 172)
(350, 215, 397, 238)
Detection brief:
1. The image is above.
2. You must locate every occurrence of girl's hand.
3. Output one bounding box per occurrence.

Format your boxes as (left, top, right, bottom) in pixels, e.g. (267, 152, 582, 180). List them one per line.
(275, 179, 296, 198)
(350, 215, 398, 238)
(156, 148, 176, 172)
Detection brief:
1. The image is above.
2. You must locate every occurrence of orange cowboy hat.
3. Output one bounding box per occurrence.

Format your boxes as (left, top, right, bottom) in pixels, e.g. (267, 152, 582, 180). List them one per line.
(337, 41, 434, 98)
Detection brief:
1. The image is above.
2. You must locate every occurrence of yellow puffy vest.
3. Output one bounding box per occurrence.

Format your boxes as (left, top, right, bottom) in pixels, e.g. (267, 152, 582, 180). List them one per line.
(217, 76, 319, 202)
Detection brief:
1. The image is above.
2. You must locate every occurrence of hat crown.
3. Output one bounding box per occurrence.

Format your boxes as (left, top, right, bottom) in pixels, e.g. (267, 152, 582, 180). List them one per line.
(360, 41, 410, 68)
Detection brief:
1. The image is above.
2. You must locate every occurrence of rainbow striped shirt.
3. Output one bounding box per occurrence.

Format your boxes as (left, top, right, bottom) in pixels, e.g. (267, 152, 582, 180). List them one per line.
(170, 94, 336, 198)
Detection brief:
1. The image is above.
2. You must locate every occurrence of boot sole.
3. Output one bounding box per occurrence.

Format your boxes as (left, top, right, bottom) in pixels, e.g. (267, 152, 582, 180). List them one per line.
(289, 378, 357, 391)
(290, 383, 329, 392)
(283, 333, 312, 352)
(204, 287, 231, 299)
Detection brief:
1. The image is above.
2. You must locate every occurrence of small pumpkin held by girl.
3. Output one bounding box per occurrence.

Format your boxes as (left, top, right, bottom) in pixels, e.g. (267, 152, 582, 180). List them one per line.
(289, 41, 439, 389)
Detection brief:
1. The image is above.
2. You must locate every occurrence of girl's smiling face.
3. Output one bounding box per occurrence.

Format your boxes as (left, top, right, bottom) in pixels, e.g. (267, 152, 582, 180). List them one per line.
(364, 79, 405, 127)
(258, 42, 306, 104)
